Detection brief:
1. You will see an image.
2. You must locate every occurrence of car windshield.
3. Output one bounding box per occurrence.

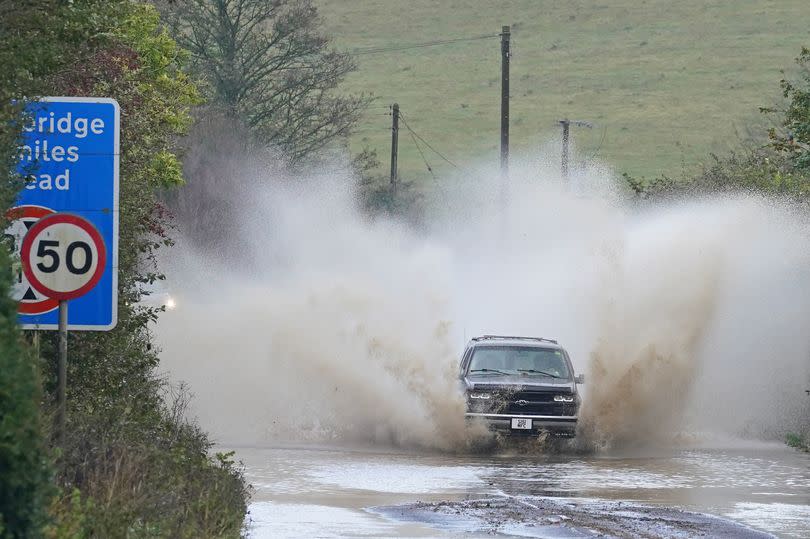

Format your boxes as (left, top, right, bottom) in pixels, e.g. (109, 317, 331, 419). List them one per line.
(467, 346, 570, 378)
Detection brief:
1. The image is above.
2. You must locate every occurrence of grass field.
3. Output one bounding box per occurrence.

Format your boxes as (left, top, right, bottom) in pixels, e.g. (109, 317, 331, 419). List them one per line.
(317, 0, 810, 188)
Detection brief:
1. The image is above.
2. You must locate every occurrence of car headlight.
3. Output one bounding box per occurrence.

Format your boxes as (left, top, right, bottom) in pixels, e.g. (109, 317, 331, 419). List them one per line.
(469, 392, 492, 400)
(553, 395, 575, 403)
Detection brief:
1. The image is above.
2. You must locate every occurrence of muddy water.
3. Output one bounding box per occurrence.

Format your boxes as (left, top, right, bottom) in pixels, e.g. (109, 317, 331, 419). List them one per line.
(240, 442, 810, 538)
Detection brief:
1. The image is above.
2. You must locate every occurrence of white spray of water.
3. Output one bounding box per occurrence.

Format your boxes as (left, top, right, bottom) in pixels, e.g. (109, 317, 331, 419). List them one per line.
(155, 152, 810, 451)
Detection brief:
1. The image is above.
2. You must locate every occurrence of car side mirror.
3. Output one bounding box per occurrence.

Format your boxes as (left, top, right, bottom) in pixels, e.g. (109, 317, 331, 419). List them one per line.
(575, 374, 585, 384)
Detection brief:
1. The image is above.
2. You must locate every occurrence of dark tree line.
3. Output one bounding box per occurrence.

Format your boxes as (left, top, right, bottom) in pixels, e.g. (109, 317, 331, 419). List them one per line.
(164, 0, 367, 162)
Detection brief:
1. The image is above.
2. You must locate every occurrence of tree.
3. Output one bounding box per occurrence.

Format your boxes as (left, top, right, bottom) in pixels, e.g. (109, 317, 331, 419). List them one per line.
(769, 47, 810, 171)
(165, 0, 367, 162)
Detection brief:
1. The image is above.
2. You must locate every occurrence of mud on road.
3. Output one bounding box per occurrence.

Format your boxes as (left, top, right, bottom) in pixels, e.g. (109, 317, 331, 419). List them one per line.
(375, 496, 771, 538)
(241, 442, 810, 538)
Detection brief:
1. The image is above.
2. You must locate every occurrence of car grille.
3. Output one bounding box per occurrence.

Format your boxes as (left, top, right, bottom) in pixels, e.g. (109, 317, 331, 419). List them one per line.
(503, 400, 574, 415)
(468, 388, 577, 416)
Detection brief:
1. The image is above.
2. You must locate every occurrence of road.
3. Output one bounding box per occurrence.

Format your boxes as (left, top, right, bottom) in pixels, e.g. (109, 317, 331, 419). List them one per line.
(239, 441, 810, 538)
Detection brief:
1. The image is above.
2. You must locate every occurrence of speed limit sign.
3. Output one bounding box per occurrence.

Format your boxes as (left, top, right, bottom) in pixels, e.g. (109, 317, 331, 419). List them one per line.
(21, 213, 107, 301)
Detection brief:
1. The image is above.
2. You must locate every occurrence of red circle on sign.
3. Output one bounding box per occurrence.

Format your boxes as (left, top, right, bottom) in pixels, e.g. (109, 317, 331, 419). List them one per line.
(21, 213, 107, 301)
(6, 205, 54, 222)
(5, 205, 59, 314)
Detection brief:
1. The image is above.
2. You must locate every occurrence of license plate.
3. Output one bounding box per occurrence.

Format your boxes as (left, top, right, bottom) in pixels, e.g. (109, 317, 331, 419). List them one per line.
(511, 418, 532, 430)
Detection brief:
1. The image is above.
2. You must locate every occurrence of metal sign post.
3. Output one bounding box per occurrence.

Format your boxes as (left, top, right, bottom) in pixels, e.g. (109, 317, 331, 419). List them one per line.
(57, 300, 67, 444)
(21, 212, 107, 443)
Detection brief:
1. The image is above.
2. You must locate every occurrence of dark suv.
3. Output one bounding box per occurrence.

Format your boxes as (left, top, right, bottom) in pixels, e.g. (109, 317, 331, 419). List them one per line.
(461, 335, 584, 437)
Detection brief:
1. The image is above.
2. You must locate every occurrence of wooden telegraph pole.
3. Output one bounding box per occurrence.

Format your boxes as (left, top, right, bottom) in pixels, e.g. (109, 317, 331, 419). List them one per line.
(559, 119, 570, 181)
(390, 103, 399, 199)
(558, 119, 593, 182)
(500, 26, 510, 199)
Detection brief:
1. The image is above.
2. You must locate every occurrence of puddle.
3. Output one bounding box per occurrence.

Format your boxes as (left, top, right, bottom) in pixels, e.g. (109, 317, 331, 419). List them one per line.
(307, 462, 487, 493)
(239, 444, 810, 538)
(726, 502, 810, 538)
(247, 502, 391, 538)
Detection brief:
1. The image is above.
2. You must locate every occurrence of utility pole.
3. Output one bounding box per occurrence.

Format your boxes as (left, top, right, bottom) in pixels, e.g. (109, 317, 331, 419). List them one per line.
(500, 26, 510, 184)
(557, 118, 593, 181)
(390, 103, 399, 199)
(559, 119, 570, 181)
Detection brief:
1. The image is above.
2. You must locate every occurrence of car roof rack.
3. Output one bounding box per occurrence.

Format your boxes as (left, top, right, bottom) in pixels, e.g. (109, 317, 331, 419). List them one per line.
(472, 335, 558, 345)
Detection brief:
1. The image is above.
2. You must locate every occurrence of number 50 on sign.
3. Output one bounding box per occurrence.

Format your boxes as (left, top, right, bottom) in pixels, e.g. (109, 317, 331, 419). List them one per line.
(21, 213, 107, 301)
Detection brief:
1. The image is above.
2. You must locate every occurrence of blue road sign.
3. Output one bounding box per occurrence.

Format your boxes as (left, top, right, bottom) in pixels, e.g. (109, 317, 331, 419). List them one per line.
(7, 97, 119, 330)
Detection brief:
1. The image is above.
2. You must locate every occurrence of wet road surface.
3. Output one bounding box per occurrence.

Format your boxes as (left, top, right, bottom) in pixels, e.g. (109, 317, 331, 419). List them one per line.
(239, 441, 810, 538)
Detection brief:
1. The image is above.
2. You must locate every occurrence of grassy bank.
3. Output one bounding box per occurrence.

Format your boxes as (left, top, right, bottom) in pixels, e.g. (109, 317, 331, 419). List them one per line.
(318, 0, 809, 186)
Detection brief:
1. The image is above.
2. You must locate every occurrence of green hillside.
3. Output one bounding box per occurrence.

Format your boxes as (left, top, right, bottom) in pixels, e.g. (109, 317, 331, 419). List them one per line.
(317, 0, 809, 187)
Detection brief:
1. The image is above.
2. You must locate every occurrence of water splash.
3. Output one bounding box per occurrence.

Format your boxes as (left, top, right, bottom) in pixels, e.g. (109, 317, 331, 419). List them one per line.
(156, 153, 810, 451)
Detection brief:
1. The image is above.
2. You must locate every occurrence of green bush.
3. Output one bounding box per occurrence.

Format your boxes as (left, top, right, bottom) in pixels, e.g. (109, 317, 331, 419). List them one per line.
(0, 246, 53, 539)
(623, 149, 810, 201)
(0, 13, 54, 533)
(0, 107, 52, 538)
(52, 388, 248, 538)
(786, 432, 810, 452)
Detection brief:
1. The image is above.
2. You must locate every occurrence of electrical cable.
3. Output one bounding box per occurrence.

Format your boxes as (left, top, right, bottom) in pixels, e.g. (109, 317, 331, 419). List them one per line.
(398, 112, 461, 169)
(584, 125, 607, 162)
(352, 34, 499, 56)
(404, 122, 448, 201)
(406, 126, 434, 176)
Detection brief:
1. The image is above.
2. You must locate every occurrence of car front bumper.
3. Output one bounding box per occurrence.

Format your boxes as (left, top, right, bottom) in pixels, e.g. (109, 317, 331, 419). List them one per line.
(465, 412, 578, 436)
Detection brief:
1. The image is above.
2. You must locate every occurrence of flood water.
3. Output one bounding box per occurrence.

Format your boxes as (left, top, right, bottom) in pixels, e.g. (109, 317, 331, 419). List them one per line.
(156, 163, 810, 536)
(240, 442, 810, 538)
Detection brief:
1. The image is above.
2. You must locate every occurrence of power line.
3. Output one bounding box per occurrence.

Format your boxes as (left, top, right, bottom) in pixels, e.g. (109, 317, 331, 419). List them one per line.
(406, 125, 434, 176)
(352, 33, 499, 56)
(403, 119, 448, 200)
(398, 112, 461, 169)
(583, 125, 608, 163)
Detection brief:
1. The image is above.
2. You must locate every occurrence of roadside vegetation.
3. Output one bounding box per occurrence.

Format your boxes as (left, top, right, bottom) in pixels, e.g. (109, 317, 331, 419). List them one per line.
(0, 1, 248, 536)
(0, 102, 52, 539)
(2, 0, 375, 535)
(787, 431, 810, 452)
